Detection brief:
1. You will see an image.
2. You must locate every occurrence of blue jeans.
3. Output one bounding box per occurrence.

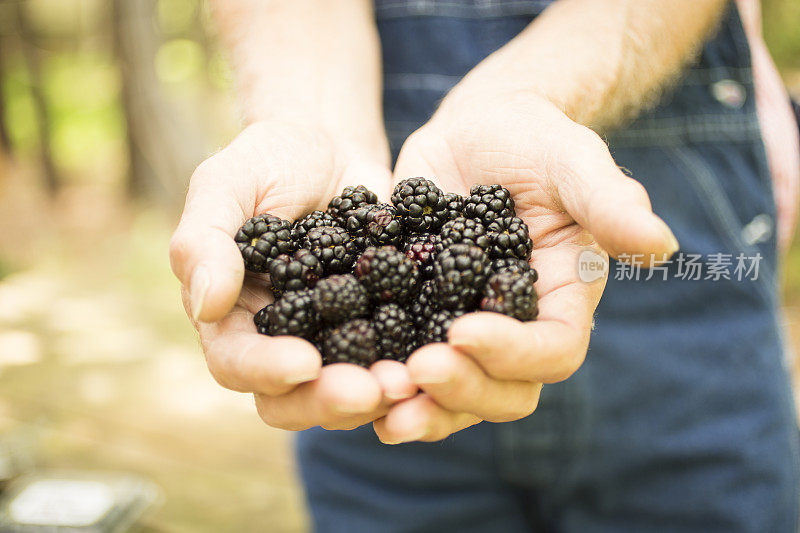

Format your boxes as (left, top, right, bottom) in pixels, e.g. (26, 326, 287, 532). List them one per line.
(297, 2, 800, 531)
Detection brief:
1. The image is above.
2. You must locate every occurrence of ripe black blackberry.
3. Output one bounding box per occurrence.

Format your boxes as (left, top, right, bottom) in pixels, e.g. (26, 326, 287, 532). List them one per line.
(464, 184, 515, 224)
(304, 226, 360, 275)
(321, 319, 378, 367)
(253, 304, 272, 335)
(327, 185, 378, 223)
(481, 270, 539, 321)
(403, 233, 440, 279)
(406, 279, 438, 330)
(355, 246, 420, 304)
(443, 192, 464, 222)
(489, 257, 536, 279)
(433, 244, 490, 310)
(420, 309, 465, 345)
(373, 303, 414, 362)
(263, 290, 319, 339)
(268, 249, 323, 293)
(487, 216, 533, 261)
(291, 210, 340, 244)
(312, 274, 370, 324)
(235, 214, 294, 272)
(345, 203, 404, 248)
(439, 217, 490, 252)
(391, 177, 449, 233)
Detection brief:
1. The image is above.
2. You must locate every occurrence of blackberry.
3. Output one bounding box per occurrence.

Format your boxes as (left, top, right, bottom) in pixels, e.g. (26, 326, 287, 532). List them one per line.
(487, 216, 533, 261)
(321, 319, 378, 367)
(391, 177, 449, 233)
(265, 290, 319, 339)
(345, 203, 404, 248)
(253, 304, 273, 335)
(443, 192, 464, 222)
(489, 257, 536, 280)
(373, 303, 414, 362)
(406, 279, 438, 330)
(234, 214, 294, 272)
(312, 274, 370, 324)
(327, 185, 378, 223)
(439, 217, 490, 252)
(355, 246, 420, 304)
(403, 233, 440, 279)
(420, 309, 465, 345)
(464, 184, 515, 224)
(268, 249, 323, 293)
(433, 244, 490, 310)
(304, 226, 360, 274)
(291, 210, 339, 244)
(481, 270, 539, 321)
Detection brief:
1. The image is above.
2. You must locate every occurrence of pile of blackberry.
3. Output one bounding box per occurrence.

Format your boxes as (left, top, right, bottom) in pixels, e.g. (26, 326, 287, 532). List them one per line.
(235, 180, 538, 368)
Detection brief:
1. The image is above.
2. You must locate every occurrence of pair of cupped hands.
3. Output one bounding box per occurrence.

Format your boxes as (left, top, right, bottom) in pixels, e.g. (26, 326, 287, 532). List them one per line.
(169, 92, 679, 444)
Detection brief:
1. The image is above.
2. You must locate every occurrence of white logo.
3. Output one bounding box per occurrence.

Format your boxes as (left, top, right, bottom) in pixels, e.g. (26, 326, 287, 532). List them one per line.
(578, 249, 608, 283)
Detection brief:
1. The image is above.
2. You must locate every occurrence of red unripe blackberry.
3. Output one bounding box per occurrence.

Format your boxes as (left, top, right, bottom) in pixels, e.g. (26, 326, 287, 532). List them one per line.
(403, 233, 440, 279)
(464, 184, 515, 224)
(327, 185, 378, 224)
(321, 319, 378, 367)
(433, 244, 490, 311)
(481, 270, 539, 321)
(355, 246, 420, 304)
(391, 177, 449, 233)
(312, 274, 370, 324)
(268, 249, 323, 293)
(304, 226, 360, 275)
(486, 216, 533, 261)
(345, 203, 404, 248)
(235, 214, 294, 272)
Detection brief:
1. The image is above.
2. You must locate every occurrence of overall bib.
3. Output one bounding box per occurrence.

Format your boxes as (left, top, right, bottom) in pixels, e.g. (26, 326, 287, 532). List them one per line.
(297, 3, 800, 531)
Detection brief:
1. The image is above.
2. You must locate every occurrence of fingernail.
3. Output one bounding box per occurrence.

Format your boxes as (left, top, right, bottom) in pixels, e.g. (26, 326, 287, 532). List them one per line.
(190, 265, 210, 322)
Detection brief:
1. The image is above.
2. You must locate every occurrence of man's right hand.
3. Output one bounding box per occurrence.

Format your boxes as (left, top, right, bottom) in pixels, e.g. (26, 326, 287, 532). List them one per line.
(169, 121, 417, 431)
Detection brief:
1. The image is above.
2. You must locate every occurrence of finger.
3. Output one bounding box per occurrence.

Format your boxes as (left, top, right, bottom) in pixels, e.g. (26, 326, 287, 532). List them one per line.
(373, 394, 480, 444)
(553, 124, 679, 265)
(448, 244, 602, 383)
(199, 308, 321, 395)
(370, 359, 418, 402)
(169, 157, 246, 323)
(391, 128, 465, 194)
(406, 344, 542, 422)
(339, 159, 394, 203)
(254, 363, 384, 431)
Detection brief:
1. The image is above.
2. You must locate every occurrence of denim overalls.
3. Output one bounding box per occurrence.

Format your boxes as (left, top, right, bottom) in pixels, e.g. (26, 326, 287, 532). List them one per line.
(297, 2, 800, 531)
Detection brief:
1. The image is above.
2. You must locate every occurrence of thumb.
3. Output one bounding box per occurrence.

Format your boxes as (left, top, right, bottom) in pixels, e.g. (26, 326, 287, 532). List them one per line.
(170, 160, 247, 323)
(554, 126, 679, 265)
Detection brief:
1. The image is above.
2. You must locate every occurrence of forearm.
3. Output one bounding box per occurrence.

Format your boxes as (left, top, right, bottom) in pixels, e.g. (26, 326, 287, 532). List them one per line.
(441, 0, 727, 132)
(212, 0, 387, 160)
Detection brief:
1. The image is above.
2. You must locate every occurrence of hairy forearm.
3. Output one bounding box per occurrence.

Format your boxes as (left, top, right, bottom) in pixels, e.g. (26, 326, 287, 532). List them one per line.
(211, 0, 387, 159)
(442, 0, 727, 132)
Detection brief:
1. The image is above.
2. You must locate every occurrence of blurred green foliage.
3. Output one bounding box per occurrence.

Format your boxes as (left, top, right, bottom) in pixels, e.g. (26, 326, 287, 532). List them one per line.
(763, 0, 800, 73)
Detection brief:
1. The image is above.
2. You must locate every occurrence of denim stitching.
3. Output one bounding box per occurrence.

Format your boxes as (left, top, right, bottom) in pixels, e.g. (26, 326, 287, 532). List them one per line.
(384, 73, 460, 91)
(609, 115, 762, 147)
